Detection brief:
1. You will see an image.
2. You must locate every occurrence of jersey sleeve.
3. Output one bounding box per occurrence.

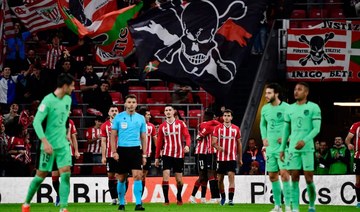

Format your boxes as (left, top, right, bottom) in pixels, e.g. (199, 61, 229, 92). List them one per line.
(112, 115, 119, 131)
(100, 123, 107, 137)
(150, 124, 156, 136)
(33, 98, 49, 139)
(259, 107, 267, 140)
(303, 104, 321, 143)
(349, 122, 360, 134)
(140, 116, 147, 133)
(181, 121, 191, 147)
(85, 128, 91, 140)
(155, 124, 164, 159)
(280, 108, 291, 151)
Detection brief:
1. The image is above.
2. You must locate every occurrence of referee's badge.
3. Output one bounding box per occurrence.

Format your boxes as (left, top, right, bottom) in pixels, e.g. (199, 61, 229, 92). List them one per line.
(121, 122, 128, 129)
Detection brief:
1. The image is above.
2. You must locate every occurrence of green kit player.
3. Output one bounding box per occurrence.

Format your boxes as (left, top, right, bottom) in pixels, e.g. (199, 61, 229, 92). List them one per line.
(280, 82, 321, 212)
(22, 73, 75, 212)
(260, 83, 291, 212)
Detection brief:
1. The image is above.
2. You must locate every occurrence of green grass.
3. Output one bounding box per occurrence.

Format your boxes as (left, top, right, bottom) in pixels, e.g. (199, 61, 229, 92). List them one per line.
(1, 203, 357, 212)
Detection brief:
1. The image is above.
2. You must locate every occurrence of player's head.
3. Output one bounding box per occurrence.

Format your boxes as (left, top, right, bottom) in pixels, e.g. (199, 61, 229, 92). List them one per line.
(203, 110, 215, 121)
(265, 83, 281, 103)
(222, 109, 233, 123)
(334, 136, 343, 147)
(139, 107, 151, 122)
(95, 116, 104, 127)
(57, 73, 75, 95)
(108, 105, 119, 119)
(164, 105, 175, 119)
(294, 82, 309, 102)
(124, 94, 137, 113)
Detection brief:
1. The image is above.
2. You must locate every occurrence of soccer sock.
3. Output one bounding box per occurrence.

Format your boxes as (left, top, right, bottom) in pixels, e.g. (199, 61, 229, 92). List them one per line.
(52, 176, 60, 196)
(108, 177, 117, 199)
(142, 179, 146, 197)
(228, 187, 234, 201)
(213, 180, 220, 198)
(307, 182, 316, 208)
(125, 178, 129, 193)
(177, 182, 183, 202)
(25, 175, 45, 204)
(162, 181, 169, 203)
(292, 181, 300, 210)
(220, 189, 226, 200)
(59, 172, 70, 209)
(201, 181, 207, 198)
(117, 181, 126, 205)
(133, 180, 143, 205)
(282, 181, 292, 207)
(272, 180, 281, 206)
(209, 178, 216, 198)
(356, 183, 360, 202)
(191, 179, 201, 196)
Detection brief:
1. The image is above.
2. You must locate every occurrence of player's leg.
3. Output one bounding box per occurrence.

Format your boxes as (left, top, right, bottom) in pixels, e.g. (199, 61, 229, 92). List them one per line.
(267, 153, 281, 211)
(116, 147, 131, 210)
(200, 156, 209, 203)
(190, 154, 204, 203)
(303, 152, 316, 211)
(161, 156, 171, 204)
(107, 157, 118, 205)
(142, 156, 151, 197)
(356, 174, 360, 208)
(227, 161, 236, 206)
(52, 160, 60, 207)
(288, 152, 302, 212)
(174, 157, 185, 205)
(57, 146, 73, 211)
(208, 153, 220, 203)
(278, 150, 291, 211)
(217, 161, 226, 205)
(130, 147, 144, 210)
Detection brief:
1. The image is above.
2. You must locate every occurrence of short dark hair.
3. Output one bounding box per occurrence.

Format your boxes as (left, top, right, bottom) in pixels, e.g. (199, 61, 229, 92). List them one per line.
(296, 82, 310, 91)
(138, 106, 149, 116)
(165, 104, 174, 109)
(266, 83, 282, 94)
(57, 73, 74, 88)
(203, 110, 215, 121)
(124, 94, 137, 102)
(223, 109, 233, 116)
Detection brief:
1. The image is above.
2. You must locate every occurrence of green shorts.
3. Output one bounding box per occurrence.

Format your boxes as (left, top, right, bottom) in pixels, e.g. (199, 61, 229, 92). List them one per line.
(266, 151, 288, 172)
(287, 151, 314, 171)
(38, 145, 72, 172)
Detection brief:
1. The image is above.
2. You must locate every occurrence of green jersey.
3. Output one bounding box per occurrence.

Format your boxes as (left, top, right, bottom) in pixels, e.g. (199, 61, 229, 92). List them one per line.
(281, 101, 321, 153)
(260, 101, 289, 154)
(33, 93, 72, 150)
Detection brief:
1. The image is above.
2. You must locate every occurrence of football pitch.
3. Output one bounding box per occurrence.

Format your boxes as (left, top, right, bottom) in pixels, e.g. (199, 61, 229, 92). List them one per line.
(0, 203, 357, 212)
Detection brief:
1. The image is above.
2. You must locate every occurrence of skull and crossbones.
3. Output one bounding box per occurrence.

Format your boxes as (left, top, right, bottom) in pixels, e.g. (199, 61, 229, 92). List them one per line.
(298, 32, 335, 66)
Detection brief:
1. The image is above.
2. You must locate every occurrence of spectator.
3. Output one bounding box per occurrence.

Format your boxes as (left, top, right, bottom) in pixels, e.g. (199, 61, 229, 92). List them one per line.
(249, 161, 261, 175)
(352, 0, 360, 17)
(102, 61, 130, 100)
(3, 103, 19, 124)
(80, 64, 101, 106)
(329, 136, 351, 175)
(314, 141, 331, 175)
(241, 138, 265, 174)
(92, 81, 113, 118)
(26, 64, 47, 102)
(172, 83, 192, 104)
(251, 10, 268, 55)
(25, 49, 41, 71)
(0, 122, 10, 176)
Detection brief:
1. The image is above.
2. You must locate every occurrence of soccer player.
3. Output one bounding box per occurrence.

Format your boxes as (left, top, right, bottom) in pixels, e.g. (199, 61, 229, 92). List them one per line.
(138, 107, 157, 197)
(280, 82, 321, 212)
(155, 105, 191, 205)
(259, 83, 291, 212)
(345, 121, 360, 208)
(212, 109, 242, 206)
(189, 110, 221, 204)
(110, 94, 147, 211)
(101, 105, 119, 205)
(22, 73, 75, 212)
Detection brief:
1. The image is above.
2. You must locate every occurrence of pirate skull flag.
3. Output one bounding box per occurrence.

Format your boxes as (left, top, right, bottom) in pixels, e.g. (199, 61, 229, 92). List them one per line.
(129, 0, 268, 100)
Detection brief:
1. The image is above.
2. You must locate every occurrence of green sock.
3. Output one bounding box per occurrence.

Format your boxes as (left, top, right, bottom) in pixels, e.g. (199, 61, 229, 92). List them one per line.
(272, 180, 281, 207)
(282, 181, 292, 207)
(60, 172, 71, 209)
(307, 182, 316, 207)
(25, 175, 45, 204)
(292, 181, 300, 210)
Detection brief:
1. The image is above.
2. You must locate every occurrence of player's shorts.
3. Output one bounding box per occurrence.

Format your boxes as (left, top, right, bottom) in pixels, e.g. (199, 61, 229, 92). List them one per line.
(287, 151, 314, 171)
(354, 158, 360, 175)
(116, 146, 142, 174)
(216, 160, 237, 175)
(106, 157, 117, 173)
(143, 157, 152, 171)
(266, 151, 288, 172)
(196, 153, 217, 172)
(162, 156, 184, 173)
(38, 145, 72, 172)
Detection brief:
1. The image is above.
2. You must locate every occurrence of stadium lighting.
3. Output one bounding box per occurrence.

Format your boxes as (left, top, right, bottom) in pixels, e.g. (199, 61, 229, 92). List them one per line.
(333, 102, 360, 107)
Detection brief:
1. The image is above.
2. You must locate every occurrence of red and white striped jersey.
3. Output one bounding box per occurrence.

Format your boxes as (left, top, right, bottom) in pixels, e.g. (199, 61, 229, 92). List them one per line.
(86, 127, 102, 154)
(349, 122, 360, 159)
(156, 119, 191, 159)
(46, 44, 67, 70)
(69, 119, 77, 156)
(213, 124, 241, 161)
(146, 122, 156, 157)
(100, 120, 114, 158)
(195, 120, 221, 154)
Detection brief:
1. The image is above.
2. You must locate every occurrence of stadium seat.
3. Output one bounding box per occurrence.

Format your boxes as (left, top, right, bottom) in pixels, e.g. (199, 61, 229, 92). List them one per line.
(150, 86, 171, 103)
(129, 86, 147, 104)
(188, 109, 202, 128)
(309, 8, 328, 18)
(198, 89, 215, 108)
(290, 9, 306, 19)
(109, 92, 123, 104)
(150, 109, 164, 124)
(330, 8, 345, 18)
(72, 108, 83, 116)
(92, 165, 107, 175)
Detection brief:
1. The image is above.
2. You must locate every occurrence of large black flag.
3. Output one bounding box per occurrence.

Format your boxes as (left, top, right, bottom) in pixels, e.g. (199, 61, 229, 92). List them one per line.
(129, 0, 268, 100)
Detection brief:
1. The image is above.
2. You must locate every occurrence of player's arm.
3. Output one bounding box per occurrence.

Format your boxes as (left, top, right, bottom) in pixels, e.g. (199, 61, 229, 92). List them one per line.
(237, 137, 243, 166)
(259, 109, 268, 147)
(110, 129, 118, 160)
(303, 106, 322, 144)
(140, 118, 147, 156)
(182, 121, 191, 153)
(155, 125, 164, 167)
(280, 113, 290, 161)
(100, 124, 107, 164)
(33, 101, 52, 154)
(72, 132, 80, 159)
(345, 132, 355, 150)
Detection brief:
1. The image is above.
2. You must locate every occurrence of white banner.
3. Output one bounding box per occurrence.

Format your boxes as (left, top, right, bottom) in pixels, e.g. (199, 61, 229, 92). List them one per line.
(0, 175, 356, 205)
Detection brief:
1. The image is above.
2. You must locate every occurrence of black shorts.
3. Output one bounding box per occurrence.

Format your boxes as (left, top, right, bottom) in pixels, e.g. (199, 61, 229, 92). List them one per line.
(216, 160, 237, 175)
(143, 157, 152, 171)
(355, 158, 360, 175)
(106, 157, 117, 173)
(196, 154, 217, 172)
(162, 156, 184, 173)
(116, 146, 142, 174)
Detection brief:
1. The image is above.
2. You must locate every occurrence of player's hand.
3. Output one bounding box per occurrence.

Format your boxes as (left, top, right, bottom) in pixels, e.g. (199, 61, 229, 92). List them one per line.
(43, 142, 53, 155)
(113, 152, 119, 161)
(262, 139, 269, 147)
(348, 143, 354, 150)
(280, 151, 285, 162)
(295, 140, 305, 150)
(155, 159, 160, 167)
(74, 151, 80, 159)
(216, 146, 224, 152)
(184, 146, 189, 153)
(142, 157, 147, 166)
(238, 159, 243, 167)
(101, 156, 106, 165)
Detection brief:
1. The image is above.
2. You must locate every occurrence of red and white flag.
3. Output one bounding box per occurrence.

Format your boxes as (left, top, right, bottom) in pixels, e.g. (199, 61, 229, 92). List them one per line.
(0, 0, 15, 70)
(10, 0, 64, 33)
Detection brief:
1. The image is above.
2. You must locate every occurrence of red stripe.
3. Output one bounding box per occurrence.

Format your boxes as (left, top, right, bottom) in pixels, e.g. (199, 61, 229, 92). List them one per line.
(287, 66, 344, 71)
(288, 28, 347, 36)
(287, 40, 346, 48)
(287, 54, 345, 61)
